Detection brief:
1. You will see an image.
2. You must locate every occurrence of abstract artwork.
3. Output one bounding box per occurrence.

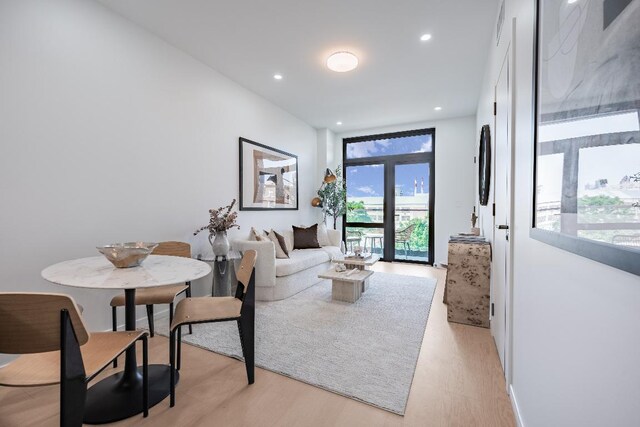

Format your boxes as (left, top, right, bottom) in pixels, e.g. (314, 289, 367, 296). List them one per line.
(239, 138, 298, 210)
(532, 0, 640, 275)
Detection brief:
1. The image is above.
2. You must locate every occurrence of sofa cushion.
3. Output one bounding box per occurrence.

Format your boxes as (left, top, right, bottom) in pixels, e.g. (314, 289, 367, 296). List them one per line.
(275, 249, 330, 277)
(321, 245, 343, 259)
(266, 230, 289, 259)
(293, 225, 321, 249)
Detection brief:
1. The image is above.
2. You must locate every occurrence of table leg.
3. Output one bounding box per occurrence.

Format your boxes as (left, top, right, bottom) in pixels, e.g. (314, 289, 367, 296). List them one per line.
(83, 288, 179, 423)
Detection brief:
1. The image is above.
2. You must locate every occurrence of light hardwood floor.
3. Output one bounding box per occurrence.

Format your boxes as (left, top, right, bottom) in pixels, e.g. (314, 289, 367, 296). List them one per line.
(0, 263, 515, 426)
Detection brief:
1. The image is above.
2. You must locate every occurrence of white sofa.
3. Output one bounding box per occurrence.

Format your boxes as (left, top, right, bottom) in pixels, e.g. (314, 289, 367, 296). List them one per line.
(232, 228, 342, 301)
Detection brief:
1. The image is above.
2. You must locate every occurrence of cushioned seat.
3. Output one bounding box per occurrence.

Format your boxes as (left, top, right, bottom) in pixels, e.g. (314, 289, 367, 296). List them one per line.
(110, 284, 189, 306)
(275, 249, 330, 277)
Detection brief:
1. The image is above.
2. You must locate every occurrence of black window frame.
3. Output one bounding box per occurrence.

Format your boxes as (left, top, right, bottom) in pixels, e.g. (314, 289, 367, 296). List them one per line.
(342, 128, 436, 265)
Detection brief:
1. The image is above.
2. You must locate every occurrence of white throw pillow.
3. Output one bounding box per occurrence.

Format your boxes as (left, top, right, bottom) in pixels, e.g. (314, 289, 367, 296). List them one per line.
(317, 223, 331, 247)
(266, 229, 289, 259)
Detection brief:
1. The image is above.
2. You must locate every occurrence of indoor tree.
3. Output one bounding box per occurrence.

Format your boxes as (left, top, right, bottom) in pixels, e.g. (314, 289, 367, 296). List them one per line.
(316, 166, 347, 229)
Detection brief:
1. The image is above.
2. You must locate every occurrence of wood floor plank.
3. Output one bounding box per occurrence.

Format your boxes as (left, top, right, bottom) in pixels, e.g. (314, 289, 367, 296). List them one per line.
(0, 263, 515, 426)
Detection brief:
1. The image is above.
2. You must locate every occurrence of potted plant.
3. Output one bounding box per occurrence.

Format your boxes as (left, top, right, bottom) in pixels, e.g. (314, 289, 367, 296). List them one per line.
(315, 166, 347, 229)
(194, 199, 240, 257)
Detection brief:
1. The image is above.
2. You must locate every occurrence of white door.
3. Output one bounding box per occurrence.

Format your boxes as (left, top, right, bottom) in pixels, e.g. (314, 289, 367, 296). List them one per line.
(492, 49, 512, 372)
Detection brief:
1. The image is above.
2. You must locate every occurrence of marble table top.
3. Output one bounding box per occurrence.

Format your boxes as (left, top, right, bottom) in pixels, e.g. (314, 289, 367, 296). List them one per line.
(42, 255, 212, 290)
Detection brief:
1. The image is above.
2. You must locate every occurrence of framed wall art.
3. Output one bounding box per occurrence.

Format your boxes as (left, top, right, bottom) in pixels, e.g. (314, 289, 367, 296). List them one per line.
(239, 137, 299, 211)
(532, 0, 640, 275)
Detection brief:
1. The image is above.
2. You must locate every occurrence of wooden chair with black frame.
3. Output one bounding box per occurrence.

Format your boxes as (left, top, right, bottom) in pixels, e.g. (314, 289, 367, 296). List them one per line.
(110, 241, 193, 367)
(168, 249, 257, 407)
(0, 293, 149, 427)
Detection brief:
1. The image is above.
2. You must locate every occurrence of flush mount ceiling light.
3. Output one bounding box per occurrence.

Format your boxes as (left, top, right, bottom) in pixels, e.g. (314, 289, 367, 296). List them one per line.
(420, 34, 432, 41)
(273, 74, 283, 80)
(434, 106, 442, 111)
(326, 52, 359, 73)
(336, 121, 343, 126)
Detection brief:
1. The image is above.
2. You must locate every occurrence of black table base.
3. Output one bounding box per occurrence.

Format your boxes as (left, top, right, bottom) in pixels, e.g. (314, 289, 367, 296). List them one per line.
(84, 365, 179, 424)
(83, 288, 177, 424)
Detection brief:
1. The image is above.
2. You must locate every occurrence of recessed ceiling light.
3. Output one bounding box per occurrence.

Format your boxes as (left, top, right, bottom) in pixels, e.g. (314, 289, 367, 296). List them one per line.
(273, 74, 283, 80)
(336, 121, 343, 126)
(326, 52, 359, 73)
(420, 34, 432, 41)
(567, 0, 577, 3)
(434, 106, 442, 111)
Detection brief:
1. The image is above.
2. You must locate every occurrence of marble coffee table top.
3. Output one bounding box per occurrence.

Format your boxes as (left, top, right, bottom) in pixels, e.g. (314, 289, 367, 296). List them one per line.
(42, 255, 211, 290)
(332, 254, 381, 266)
(319, 268, 374, 283)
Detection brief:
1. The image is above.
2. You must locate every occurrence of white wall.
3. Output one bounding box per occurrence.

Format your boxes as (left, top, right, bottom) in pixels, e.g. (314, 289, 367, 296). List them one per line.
(0, 0, 318, 347)
(476, 2, 640, 426)
(335, 116, 477, 264)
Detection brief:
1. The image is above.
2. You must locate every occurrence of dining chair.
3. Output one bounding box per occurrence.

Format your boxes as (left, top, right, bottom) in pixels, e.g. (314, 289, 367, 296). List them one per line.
(0, 293, 149, 427)
(168, 250, 257, 407)
(395, 223, 417, 258)
(111, 241, 193, 340)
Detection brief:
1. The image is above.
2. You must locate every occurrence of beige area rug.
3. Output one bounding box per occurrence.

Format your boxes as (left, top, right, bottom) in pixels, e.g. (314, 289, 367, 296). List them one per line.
(156, 272, 436, 415)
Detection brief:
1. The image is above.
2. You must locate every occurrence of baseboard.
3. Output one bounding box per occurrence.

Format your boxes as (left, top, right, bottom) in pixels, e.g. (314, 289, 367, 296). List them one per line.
(509, 384, 525, 427)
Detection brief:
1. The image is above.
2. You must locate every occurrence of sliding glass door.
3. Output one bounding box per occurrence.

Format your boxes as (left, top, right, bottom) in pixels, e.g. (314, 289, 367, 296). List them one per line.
(343, 129, 435, 264)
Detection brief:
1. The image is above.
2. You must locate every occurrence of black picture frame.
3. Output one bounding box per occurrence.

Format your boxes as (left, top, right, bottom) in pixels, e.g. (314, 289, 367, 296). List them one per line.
(478, 125, 491, 206)
(239, 137, 299, 211)
(530, 0, 640, 275)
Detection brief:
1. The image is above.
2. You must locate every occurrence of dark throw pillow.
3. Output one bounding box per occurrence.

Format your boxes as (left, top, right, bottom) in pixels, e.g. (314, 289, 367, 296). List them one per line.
(292, 224, 321, 249)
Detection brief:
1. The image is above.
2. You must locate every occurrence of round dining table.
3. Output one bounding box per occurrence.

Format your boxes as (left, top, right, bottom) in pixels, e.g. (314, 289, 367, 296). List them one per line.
(41, 255, 211, 424)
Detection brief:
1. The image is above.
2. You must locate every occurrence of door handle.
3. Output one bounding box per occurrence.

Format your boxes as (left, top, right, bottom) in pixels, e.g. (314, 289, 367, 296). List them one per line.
(497, 224, 509, 230)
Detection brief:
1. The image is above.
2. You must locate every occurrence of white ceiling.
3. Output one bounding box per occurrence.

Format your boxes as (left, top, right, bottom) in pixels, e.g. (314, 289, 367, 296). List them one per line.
(99, 0, 498, 132)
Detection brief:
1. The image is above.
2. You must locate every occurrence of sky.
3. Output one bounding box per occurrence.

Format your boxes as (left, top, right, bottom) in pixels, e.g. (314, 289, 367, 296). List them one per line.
(346, 134, 432, 159)
(345, 134, 432, 199)
(346, 163, 430, 199)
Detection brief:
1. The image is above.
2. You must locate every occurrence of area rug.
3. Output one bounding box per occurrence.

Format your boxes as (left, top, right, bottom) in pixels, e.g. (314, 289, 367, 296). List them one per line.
(156, 272, 436, 415)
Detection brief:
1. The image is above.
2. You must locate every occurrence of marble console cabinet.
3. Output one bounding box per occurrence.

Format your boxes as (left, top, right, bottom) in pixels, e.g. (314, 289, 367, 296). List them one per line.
(443, 241, 491, 328)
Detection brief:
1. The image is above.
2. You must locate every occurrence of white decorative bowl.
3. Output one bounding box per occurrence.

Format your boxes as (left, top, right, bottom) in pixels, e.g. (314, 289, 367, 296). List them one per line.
(97, 242, 158, 268)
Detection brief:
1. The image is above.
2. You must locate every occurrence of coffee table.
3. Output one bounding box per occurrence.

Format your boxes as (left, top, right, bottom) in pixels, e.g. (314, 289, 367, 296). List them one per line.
(331, 254, 380, 293)
(318, 268, 374, 303)
(334, 253, 380, 270)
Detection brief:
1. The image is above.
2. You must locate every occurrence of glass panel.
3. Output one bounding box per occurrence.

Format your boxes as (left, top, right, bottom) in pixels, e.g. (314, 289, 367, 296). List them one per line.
(346, 164, 384, 223)
(394, 163, 429, 261)
(535, 153, 564, 232)
(346, 227, 384, 257)
(346, 133, 432, 159)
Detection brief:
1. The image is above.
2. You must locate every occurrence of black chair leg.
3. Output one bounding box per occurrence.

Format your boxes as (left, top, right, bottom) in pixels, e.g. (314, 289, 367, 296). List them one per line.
(177, 326, 182, 371)
(112, 306, 118, 368)
(146, 305, 155, 337)
(169, 329, 176, 408)
(60, 310, 87, 427)
(237, 316, 254, 384)
(185, 284, 193, 335)
(142, 335, 149, 417)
